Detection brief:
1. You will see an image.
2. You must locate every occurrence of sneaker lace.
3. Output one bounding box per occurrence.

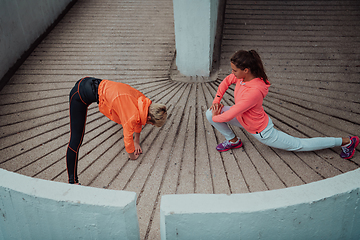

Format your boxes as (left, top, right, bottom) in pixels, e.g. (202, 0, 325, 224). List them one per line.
(223, 140, 232, 147)
(341, 145, 350, 153)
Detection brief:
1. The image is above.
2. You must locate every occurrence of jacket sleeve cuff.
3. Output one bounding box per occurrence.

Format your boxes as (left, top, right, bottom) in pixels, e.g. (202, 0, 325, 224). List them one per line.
(134, 125, 142, 133)
(213, 95, 222, 104)
(125, 145, 135, 153)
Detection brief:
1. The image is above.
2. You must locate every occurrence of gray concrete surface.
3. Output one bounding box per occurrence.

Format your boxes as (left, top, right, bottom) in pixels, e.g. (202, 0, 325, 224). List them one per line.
(0, 0, 359, 239)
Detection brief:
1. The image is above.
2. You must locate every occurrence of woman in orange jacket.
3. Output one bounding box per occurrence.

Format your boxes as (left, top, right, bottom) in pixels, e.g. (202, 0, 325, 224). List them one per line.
(67, 77, 167, 184)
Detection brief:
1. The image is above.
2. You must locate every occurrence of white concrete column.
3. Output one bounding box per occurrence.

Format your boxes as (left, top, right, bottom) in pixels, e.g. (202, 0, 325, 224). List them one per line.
(173, 0, 219, 77)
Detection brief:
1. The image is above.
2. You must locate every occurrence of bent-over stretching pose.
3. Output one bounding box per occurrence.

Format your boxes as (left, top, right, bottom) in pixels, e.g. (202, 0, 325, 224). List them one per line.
(67, 77, 167, 184)
(206, 50, 358, 159)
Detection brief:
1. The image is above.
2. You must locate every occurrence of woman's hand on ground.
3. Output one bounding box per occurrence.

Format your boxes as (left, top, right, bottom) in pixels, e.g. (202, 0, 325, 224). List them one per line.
(128, 152, 139, 160)
(134, 142, 143, 155)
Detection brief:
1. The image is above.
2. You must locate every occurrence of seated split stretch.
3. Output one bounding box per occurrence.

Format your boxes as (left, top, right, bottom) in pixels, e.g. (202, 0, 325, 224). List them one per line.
(206, 50, 358, 159)
(66, 77, 167, 184)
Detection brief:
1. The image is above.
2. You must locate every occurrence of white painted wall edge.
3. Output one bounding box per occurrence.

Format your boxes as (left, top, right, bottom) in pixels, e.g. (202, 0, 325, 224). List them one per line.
(0, 0, 73, 81)
(161, 168, 360, 240)
(0, 168, 140, 240)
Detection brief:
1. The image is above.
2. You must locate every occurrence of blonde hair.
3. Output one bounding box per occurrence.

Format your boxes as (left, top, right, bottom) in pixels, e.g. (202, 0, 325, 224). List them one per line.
(148, 103, 167, 127)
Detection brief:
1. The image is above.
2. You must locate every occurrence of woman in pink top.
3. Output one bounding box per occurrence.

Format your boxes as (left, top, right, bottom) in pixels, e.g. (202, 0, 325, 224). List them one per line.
(206, 50, 358, 159)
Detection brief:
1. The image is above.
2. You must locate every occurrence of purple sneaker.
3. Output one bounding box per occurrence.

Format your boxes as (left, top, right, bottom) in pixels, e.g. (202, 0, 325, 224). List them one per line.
(340, 136, 359, 159)
(216, 139, 243, 152)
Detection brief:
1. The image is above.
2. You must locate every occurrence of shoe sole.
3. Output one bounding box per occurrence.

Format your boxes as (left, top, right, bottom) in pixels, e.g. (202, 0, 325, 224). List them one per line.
(217, 142, 243, 152)
(343, 136, 359, 159)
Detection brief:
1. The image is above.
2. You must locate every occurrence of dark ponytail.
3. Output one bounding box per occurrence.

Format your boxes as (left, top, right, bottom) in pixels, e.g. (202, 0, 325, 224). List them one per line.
(230, 50, 269, 84)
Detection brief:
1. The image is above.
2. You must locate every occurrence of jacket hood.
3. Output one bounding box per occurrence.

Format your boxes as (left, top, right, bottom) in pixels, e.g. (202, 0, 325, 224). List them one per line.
(242, 78, 270, 97)
(138, 96, 152, 125)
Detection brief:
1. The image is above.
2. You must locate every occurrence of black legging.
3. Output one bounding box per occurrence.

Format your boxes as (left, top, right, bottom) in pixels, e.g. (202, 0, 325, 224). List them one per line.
(67, 77, 101, 184)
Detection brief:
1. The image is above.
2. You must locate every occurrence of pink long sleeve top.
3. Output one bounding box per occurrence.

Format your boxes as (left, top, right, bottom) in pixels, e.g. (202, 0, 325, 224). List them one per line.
(212, 74, 271, 134)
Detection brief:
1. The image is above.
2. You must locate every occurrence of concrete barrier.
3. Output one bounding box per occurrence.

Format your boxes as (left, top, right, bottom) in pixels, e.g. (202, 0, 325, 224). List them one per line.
(0, 169, 140, 240)
(161, 168, 360, 240)
(0, 0, 74, 84)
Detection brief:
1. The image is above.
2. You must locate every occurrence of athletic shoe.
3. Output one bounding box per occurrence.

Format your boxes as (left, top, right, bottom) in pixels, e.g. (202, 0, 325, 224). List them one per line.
(70, 182, 81, 185)
(340, 136, 359, 159)
(216, 139, 243, 152)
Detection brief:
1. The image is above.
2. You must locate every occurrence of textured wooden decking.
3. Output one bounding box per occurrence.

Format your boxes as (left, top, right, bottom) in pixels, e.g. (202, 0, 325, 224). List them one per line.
(0, 0, 359, 239)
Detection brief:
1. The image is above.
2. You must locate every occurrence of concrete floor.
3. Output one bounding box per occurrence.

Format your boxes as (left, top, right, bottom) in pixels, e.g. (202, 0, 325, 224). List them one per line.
(0, 0, 359, 239)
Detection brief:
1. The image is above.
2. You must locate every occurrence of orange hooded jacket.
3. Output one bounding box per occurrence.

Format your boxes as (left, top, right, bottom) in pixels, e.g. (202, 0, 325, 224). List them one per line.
(98, 80, 152, 153)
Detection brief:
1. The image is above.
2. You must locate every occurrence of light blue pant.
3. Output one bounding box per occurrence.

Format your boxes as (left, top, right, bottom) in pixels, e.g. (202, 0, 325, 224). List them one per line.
(206, 107, 342, 151)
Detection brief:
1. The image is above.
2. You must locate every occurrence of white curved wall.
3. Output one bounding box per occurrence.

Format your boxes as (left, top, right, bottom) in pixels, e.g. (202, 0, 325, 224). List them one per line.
(161, 169, 360, 240)
(0, 169, 140, 240)
(0, 0, 74, 81)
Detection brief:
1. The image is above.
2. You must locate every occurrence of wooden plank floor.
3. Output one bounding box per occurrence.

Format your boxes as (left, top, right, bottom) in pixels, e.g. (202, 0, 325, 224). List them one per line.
(0, 0, 359, 239)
